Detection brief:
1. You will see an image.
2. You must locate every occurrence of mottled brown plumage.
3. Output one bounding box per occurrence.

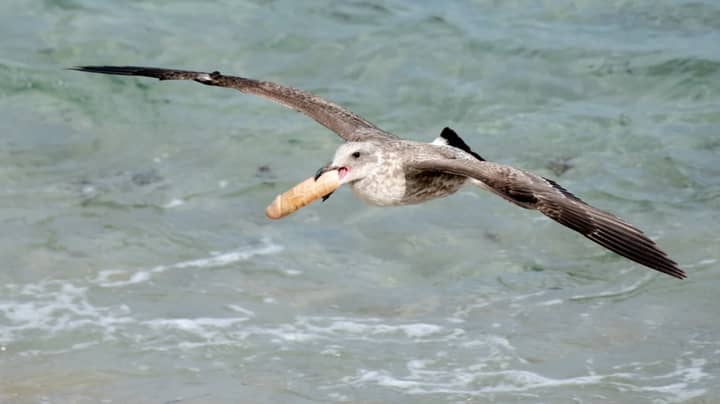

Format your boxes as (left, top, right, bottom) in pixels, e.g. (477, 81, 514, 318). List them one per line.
(72, 65, 685, 279)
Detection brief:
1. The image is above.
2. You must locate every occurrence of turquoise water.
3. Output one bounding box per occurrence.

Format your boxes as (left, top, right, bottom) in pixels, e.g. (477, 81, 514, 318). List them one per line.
(2, 1, 719, 402)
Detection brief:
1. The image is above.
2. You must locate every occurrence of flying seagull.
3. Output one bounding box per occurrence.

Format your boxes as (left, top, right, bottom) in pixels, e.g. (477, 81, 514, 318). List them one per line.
(72, 65, 685, 279)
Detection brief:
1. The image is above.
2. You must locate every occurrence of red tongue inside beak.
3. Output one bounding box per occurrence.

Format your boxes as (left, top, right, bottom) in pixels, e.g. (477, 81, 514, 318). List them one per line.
(338, 167, 349, 180)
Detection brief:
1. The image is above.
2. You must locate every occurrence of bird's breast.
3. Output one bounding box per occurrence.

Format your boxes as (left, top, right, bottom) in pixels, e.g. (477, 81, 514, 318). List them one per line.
(350, 171, 467, 206)
(350, 171, 407, 206)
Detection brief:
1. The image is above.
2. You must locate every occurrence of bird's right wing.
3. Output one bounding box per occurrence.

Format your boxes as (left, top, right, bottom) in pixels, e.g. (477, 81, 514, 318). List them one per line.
(411, 158, 686, 279)
(71, 65, 396, 142)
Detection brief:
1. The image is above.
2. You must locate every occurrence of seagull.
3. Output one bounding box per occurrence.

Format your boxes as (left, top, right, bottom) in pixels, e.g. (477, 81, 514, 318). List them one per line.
(72, 65, 686, 279)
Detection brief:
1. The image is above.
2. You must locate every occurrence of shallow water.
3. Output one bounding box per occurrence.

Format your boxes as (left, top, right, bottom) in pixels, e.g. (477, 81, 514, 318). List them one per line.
(1, 0, 719, 402)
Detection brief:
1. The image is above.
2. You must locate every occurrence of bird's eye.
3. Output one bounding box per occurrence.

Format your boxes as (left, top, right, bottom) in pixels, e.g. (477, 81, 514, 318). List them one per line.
(352, 151, 361, 159)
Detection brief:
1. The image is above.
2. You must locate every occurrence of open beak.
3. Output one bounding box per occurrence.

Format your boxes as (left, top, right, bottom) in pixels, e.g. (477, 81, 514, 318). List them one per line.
(314, 163, 335, 181)
(315, 164, 349, 182)
(314, 164, 349, 202)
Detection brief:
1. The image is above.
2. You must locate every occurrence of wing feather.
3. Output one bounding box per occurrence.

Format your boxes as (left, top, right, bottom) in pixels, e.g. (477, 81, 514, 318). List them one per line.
(71, 65, 395, 141)
(412, 158, 685, 279)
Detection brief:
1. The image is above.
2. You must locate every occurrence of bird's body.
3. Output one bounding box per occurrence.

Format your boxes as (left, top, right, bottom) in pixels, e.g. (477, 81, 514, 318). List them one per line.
(340, 139, 469, 206)
(72, 65, 686, 279)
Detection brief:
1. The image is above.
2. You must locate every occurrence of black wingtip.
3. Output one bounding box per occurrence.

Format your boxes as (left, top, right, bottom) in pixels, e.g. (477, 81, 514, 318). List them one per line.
(440, 127, 485, 161)
(69, 65, 209, 82)
(440, 126, 455, 137)
(68, 66, 108, 74)
(67, 66, 131, 74)
(668, 265, 687, 280)
(69, 65, 149, 75)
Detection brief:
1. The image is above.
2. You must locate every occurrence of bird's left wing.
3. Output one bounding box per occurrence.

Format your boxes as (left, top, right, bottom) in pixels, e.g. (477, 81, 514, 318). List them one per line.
(411, 158, 685, 279)
(71, 65, 396, 142)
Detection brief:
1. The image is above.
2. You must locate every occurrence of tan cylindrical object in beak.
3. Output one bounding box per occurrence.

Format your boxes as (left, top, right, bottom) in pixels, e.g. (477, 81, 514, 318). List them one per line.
(265, 170, 341, 219)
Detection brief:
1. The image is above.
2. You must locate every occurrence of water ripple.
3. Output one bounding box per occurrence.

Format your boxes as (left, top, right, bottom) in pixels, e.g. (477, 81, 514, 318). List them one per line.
(92, 238, 283, 288)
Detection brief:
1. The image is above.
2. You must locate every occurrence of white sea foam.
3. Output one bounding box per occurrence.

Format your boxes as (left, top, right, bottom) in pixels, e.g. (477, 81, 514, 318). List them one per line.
(143, 317, 250, 343)
(538, 299, 563, 306)
(93, 238, 283, 288)
(569, 273, 654, 301)
(295, 316, 462, 341)
(226, 304, 255, 317)
(1, 276, 711, 404)
(0, 280, 133, 345)
(146, 317, 248, 331)
(633, 358, 708, 401)
(1, 240, 283, 348)
(340, 356, 708, 401)
(452, 290, 547, 321)
(685, 258, 718, 268)
(94, 269, 152, 287)
(131, 315, 463, 352)
(163, 198, 185, 208)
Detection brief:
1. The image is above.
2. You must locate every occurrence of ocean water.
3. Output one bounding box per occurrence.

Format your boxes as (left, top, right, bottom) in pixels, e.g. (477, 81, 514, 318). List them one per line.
(1, 0, 719, 402)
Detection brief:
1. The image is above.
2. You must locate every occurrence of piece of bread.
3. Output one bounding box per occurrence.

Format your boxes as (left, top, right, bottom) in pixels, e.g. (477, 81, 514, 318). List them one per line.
(266, 170, 341, 219)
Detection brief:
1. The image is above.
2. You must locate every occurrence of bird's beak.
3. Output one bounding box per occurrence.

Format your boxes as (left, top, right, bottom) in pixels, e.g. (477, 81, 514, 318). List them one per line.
(315, 163, 350, 183)
(314, 163, 336, 181)
(314, 163, 340, 202)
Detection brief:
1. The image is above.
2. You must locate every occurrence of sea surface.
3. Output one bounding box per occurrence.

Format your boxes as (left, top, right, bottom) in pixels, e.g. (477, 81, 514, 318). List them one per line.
(1, 1, 719, 403)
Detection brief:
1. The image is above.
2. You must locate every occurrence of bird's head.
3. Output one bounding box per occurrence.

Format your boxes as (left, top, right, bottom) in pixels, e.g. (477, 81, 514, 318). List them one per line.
(315, 141, 381, 185)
